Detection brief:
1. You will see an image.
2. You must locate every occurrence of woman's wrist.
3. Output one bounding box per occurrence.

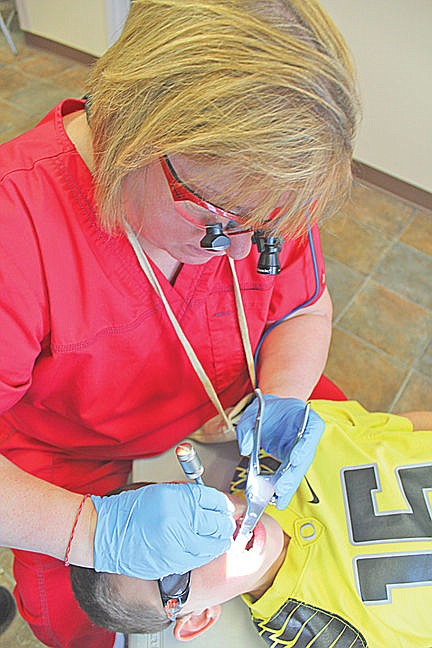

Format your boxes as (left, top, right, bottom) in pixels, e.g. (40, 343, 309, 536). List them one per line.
(66, 496, 97, 568)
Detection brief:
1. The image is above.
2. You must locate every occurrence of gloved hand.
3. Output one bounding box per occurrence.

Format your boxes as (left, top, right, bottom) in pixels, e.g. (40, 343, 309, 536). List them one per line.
(92, 482, 235, 579)
(236, 394, 325, 510)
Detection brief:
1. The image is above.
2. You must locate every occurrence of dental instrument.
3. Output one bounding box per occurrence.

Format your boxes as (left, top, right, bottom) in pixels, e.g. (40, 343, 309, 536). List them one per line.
(235, 388, 311, 548)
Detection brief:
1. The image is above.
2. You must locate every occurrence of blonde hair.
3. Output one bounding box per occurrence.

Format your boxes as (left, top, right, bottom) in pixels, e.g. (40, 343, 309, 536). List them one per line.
(87, 0, 360, 237)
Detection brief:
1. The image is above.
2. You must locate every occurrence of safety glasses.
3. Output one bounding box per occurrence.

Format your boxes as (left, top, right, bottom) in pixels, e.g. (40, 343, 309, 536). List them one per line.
(159, 155, 252, 235)
(158, 571, 191, 622)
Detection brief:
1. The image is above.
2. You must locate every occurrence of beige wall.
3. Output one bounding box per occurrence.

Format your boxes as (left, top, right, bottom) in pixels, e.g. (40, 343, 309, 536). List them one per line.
(15, 0, 127, 57)
(320, 0, 432, 193)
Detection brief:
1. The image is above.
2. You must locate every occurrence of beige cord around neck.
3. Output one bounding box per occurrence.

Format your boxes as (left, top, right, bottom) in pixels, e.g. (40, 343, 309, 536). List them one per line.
(125, 224, 256, 432)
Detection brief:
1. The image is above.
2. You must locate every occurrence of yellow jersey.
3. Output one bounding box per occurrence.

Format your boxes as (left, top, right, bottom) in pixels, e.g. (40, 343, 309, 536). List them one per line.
(230, 400, 432, 647)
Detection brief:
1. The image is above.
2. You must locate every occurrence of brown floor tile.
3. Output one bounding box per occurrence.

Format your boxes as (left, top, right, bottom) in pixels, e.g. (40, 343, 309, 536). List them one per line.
(415, 337, 432, 377)
(325, 327, 408, 411)
(339, 281, 432, 365)
(321, 213, 392, 275)
(400, 209, 432, 256)
(2, 613, 46, 647)
(324, 257, 365, 320)
(12, 50, 78, 79)
(372, 242, 432, 310)
(2, 77, 72, 118)
(0, 32, 34, 64)
(347, 181, 415, 237)
(51, 64, 90, 96)
(0, 97, 36, 135)
(0, 548, 14, 583)
(392, 371, 432, 412)
(0, 125, 32, 143)
(0, 65, 33, 97)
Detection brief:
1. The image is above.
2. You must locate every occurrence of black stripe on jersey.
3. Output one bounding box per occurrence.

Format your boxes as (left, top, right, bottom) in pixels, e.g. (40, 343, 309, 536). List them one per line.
(253, 598, 367, 647)
(230, 452, 281, 495)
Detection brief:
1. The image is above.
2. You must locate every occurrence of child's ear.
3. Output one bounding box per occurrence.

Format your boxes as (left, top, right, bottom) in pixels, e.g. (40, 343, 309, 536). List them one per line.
(173, 605, 222, 641)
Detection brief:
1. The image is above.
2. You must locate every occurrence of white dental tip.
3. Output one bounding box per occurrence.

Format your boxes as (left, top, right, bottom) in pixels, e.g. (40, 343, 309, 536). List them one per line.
(233, 524, 253, 551)
(234, 532, 252, 551)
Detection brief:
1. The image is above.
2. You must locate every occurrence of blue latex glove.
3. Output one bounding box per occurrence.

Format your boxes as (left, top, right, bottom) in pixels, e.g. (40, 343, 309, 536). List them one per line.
(236, 394, 325, 510)
(92, 482, 235, 579)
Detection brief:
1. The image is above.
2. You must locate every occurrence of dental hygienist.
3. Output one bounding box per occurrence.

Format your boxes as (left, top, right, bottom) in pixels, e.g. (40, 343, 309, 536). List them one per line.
(0, 1, 359, 646)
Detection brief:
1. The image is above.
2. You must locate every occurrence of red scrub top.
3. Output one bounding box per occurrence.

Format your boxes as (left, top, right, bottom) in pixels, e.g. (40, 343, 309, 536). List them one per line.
(0, 99, 326, 483)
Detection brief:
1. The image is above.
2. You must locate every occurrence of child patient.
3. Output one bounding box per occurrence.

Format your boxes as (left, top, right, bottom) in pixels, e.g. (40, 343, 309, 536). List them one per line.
(70, 400, 432, 647)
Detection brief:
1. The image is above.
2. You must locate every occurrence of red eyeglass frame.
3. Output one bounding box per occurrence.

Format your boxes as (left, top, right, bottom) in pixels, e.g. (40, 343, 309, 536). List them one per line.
(159, 155, 246, 225)
(159, 155, 284, 235)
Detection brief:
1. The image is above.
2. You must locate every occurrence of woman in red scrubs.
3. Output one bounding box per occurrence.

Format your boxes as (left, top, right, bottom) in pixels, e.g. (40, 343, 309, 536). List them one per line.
(0, 0, 358, 645)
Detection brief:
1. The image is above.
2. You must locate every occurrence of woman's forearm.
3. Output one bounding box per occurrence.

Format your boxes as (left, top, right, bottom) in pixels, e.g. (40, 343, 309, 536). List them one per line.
(0, 452, 96, 567)
(256, 288, 333, 400)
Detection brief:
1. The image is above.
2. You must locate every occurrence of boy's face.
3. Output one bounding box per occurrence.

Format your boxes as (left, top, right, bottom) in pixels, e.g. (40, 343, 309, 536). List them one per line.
(114, 493, 285, 615)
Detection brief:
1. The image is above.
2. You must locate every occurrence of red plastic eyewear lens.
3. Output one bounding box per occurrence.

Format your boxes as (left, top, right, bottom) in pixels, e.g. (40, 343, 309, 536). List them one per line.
(160, 155, 284, 235)
(160, 155, 247, 225)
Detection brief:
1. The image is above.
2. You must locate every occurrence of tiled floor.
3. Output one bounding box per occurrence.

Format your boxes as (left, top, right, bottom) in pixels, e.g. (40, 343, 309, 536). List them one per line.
(322, 182, 432, 413)
(0, 20, 431, 648)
